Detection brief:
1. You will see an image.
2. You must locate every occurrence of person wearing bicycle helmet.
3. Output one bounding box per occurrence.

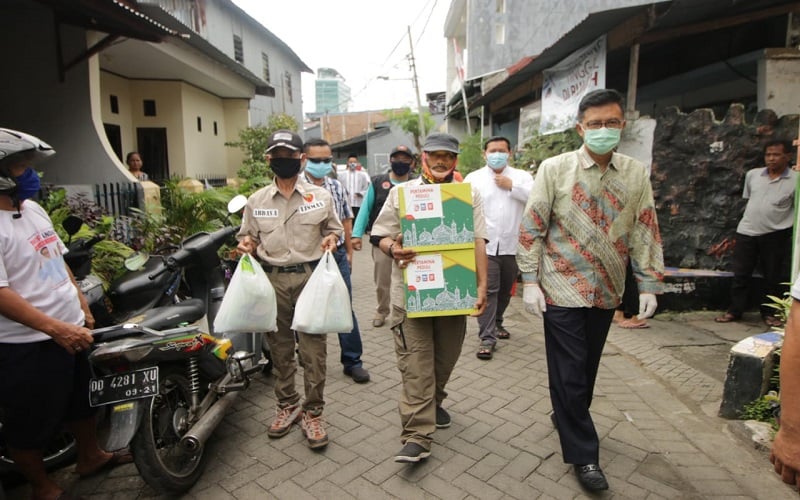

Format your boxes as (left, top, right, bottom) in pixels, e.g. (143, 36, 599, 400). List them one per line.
(0, 128, 131, 499)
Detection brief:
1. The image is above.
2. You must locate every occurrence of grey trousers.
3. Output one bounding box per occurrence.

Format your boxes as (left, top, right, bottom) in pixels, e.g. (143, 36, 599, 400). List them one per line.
(477, 254, 518, 345)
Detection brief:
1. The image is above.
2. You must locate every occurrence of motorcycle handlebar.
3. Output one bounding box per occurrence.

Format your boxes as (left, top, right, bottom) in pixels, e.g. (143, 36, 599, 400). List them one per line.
(147, 225, 239, 280)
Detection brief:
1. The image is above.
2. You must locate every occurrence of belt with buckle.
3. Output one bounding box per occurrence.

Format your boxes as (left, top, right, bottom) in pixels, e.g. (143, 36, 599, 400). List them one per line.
(262, 260, 319, 274)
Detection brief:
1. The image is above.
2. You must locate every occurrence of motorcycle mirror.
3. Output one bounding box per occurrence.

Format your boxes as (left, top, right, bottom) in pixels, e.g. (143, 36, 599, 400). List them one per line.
(227, 194, 248, 214)
(124, 251, 150, 271)
(62, 215, 83, 237)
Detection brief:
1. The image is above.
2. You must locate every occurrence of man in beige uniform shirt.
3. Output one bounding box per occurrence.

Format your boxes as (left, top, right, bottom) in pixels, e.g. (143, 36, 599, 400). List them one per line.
(372, 132, 488, 463)
(237, 130, 342, 449)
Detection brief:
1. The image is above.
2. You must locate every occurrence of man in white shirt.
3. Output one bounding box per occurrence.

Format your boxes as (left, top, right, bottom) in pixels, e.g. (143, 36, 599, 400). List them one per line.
(464, 136, 533, 360)
(339, 153, 371, 219)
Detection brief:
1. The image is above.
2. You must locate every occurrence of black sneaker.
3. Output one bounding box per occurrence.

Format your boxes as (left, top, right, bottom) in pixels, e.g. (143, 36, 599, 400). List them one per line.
(435, 406, 451, 428)
(343, 366, 370, 383)
(394, 442, 431, 463)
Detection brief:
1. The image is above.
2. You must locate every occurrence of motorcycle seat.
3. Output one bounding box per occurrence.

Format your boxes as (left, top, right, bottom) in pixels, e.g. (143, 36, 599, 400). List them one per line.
(138, 298, 206, 331)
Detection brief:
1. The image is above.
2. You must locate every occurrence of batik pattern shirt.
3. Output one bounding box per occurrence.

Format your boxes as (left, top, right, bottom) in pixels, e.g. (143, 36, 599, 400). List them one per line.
(517, 147, 664, 309)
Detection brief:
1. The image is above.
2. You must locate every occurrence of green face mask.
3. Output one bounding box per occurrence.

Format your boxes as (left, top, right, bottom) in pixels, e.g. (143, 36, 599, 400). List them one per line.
(583, 127, 621, 155)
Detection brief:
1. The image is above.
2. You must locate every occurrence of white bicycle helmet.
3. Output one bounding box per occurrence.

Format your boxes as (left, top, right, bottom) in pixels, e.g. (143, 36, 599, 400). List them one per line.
(0, 128, 55, 194)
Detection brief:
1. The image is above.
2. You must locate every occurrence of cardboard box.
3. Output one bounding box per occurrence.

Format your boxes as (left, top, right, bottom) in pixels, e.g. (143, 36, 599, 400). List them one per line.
(404, 248, 478, 318)
(399, 183, 474, 251)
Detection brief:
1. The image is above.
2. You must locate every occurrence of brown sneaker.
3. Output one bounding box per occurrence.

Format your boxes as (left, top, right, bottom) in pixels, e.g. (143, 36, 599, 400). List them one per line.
(267, 403, 302, 438)
(301, 411, 329, 449)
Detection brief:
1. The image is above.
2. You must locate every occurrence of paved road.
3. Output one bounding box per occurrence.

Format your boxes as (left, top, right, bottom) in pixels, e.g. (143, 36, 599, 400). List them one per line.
(5, 249, 794, 499)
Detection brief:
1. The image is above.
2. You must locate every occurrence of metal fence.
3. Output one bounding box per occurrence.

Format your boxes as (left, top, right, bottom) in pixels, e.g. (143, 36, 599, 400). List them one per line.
(196, 174, 228, 189)
(93, 182, 140, 217)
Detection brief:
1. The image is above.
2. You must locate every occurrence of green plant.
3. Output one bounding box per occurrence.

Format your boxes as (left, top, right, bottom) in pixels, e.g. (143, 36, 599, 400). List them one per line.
(517, 129, 583, 176)
(765, 285, 793, 327)
(386, 107, 436, 153)
(741, 391, 780, 430)
(158, 178, 238, 238)
(226, 113, 299, 181)
(456, 131, 485, 177)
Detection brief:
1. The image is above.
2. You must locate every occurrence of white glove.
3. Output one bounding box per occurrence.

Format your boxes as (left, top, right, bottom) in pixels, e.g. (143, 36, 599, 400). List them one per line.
(523, 284, 547, 317)
(638, 293, 658, 319)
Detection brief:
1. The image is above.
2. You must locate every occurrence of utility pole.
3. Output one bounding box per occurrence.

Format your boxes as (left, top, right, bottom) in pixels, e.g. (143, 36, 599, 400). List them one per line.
(407, 25, 426, 139)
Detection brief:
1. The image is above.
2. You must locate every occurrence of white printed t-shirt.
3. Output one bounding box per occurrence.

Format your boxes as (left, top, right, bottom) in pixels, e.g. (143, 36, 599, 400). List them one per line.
(0, 200, 84, 343)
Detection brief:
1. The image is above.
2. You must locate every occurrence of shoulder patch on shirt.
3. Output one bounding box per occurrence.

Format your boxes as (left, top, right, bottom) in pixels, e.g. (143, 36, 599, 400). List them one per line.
(298, 200, 326, 214)
(253, 208, 279, 218)
(303, 193, 315, 203)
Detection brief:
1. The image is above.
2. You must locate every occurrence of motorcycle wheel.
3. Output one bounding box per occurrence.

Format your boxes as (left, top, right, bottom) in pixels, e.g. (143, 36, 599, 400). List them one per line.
(131, 366, 206, 495)
(0, 411, 77, 476)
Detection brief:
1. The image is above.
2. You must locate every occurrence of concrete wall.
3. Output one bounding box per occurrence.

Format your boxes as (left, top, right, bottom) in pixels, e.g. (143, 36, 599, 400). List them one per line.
(203, 0, 306, 127)
(758, 49, 800, 117)
(224, 99, 250, 178)
(465, 0, 657, 79)
(181, 83, 229, 178)
(127, 80, 186, 177)
(0, 1, 130, 185)
(99, 72, 136, 162)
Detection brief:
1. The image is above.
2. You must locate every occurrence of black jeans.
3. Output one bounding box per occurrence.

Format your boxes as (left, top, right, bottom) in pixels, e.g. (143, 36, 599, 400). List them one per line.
(728, 229, 792, 318)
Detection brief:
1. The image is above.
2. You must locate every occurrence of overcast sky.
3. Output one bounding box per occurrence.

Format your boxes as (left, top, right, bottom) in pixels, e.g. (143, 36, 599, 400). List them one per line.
(231, 0, 451, 115)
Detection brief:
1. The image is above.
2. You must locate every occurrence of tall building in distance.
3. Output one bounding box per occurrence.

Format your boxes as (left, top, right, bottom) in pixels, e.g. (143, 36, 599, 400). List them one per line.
(315, 67, 351, 113)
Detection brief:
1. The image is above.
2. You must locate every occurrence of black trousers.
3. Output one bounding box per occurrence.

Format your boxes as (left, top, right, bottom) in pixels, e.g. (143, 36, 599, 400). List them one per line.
(618, 260, 639, 318)
(544, 305, 615, 465)
(728, 229, 792, 318)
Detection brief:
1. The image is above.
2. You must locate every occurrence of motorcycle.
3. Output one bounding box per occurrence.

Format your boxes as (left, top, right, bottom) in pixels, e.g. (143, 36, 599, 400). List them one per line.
(88, 322, 262, 493)
(1, 195, 271, 494)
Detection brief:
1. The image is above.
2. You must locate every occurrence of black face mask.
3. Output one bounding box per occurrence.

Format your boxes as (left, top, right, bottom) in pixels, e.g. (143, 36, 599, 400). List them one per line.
(390, 161, 412, 176)
(270, 157, 302, 179)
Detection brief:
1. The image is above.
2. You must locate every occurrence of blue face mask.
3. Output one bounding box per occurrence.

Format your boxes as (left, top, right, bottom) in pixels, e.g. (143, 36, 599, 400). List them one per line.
(583, 127, 621, 155)
(305, 161, 333, 179)
(15, 168, 41, 200)
(486, 152, 509, 170)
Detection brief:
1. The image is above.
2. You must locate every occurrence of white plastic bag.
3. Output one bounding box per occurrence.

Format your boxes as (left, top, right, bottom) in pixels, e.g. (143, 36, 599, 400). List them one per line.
(213, 254, 277, 333)
(291, 250, 353, 334)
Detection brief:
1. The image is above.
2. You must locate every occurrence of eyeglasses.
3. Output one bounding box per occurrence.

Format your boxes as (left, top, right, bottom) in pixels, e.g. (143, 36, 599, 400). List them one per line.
(307, 157, 333, 163)
(426, 151, 457, 162)
(583, 119, 623, 130)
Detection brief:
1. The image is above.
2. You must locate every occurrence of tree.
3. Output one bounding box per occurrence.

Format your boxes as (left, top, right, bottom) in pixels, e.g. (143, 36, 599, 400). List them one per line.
(226, 113, 299, 183)
(386, 108, 436, 153)
(455, 131, 485, 177)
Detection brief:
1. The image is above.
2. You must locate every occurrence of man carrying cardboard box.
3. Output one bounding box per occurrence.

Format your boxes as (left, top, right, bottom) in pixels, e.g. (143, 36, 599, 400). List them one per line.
(371, 132, 488, 463)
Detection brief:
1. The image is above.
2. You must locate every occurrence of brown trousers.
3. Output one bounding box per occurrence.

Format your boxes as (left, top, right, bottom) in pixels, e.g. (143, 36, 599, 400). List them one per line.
(371, 244, 393, 319)
(392, 311, 466, 449)
(265, 268, 327, 411)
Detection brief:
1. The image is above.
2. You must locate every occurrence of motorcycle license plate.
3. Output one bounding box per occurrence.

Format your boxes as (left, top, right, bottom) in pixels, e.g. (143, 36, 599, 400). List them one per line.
(89, 367, 159, 407)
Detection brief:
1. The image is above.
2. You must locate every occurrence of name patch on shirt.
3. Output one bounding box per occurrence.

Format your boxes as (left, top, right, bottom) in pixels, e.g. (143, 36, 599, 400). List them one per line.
(253, 208, 279, 218)
(298, 201, 325, 214)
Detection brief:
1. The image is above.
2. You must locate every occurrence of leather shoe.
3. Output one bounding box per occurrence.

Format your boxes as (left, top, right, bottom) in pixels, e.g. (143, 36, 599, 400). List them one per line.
(344, 366, 370, 383)
(574, 464, 609, 491)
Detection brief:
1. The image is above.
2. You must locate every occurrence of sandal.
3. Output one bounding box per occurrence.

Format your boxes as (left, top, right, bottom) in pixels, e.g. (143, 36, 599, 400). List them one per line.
(714, 312, 738, 323)
(496, 326, 511, 339)
(476, 342, 494, 360)
(74, 448, 133, 479)
(619, 319, 650, 329)
(764, 316, 784, 328)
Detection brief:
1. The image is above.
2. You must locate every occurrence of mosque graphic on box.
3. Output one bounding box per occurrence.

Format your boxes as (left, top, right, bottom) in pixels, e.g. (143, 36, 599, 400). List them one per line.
(406, 279, 477, 313)
(403, 218, 474, 247)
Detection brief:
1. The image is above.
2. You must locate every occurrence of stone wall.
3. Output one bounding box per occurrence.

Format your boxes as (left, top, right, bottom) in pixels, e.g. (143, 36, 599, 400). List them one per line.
(651, 104, 798, 269)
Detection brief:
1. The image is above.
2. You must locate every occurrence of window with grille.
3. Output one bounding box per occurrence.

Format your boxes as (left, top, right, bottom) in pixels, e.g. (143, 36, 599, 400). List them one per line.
(262, 52, 270, 82)
(233, 34, 243, 63)
(285, 72, 293, 103)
